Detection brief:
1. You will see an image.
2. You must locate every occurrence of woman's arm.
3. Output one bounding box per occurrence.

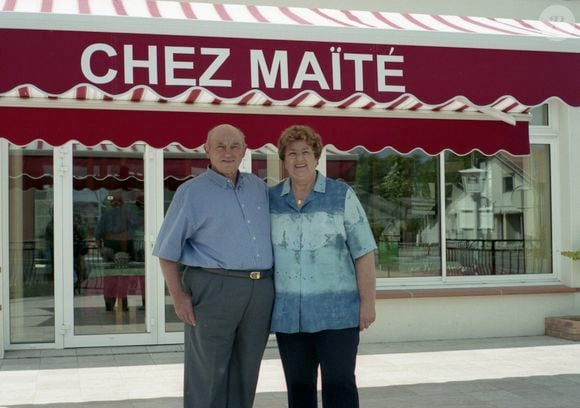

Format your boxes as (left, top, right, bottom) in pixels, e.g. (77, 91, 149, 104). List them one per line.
(355, 251, 376, 331)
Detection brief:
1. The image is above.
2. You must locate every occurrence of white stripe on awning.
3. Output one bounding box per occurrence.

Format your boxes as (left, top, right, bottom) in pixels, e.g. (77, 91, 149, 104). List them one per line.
(1, 0, 579, 39)
(2, 84, 532, 116)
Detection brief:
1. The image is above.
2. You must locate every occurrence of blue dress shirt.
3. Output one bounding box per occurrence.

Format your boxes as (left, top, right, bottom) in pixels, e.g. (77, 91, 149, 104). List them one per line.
(153, 168, 273, 270)
(269, 172, 377, 333)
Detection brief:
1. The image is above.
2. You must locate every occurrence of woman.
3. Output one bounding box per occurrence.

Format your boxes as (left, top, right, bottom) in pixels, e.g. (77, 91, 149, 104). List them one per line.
(270, 125, 377, 408)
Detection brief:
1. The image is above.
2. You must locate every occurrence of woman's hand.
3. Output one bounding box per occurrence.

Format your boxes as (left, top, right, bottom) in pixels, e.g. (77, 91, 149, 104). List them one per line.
(355, 251, 377, 331)
(359, 299, 376, 331)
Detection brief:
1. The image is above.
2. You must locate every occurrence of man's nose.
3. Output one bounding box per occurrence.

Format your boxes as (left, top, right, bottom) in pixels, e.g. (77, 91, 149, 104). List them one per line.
(223, 146, 237, 155)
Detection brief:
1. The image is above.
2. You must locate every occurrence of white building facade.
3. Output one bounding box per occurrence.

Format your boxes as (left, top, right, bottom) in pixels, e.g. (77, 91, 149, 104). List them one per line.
(1, 0, 580, 357)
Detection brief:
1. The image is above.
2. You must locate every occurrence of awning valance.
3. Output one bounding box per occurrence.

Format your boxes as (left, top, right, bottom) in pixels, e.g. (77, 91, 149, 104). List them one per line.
(4, 0, 577, 154)
(0, 106, 530, 155)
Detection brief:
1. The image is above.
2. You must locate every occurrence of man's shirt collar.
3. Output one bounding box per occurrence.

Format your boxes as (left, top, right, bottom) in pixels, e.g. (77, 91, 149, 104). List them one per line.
(206, 166, 244, 189)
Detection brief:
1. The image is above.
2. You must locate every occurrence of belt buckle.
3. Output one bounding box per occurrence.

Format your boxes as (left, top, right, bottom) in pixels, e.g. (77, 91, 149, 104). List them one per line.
(249, 271, 261, 280)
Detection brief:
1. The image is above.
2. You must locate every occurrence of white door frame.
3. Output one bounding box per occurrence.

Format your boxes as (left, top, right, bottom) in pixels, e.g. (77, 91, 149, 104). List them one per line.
(149, 146, 185, 344)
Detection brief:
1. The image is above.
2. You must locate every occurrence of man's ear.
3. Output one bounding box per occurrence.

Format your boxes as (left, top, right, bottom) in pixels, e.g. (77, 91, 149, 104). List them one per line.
(203, 143, 210, 155)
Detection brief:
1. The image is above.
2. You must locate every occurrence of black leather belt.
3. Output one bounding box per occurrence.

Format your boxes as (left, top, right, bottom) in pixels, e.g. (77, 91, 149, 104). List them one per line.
(191, 267, 273, 280)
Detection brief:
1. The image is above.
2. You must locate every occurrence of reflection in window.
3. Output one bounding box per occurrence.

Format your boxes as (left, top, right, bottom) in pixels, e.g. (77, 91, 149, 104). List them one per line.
(530, 105, 549, 126)
(163, 145, 208, 211)
(327, 148, 440, 278)
(252, 145, 280, 186)
(8, 143, 55, 343)
(445, 146, 551, 275)
(73, 144, 146, 335)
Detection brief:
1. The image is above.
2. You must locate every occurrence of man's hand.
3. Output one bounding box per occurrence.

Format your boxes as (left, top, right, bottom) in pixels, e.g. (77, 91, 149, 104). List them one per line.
(159, 258, 197, 327)
(173, 291, 197, 327)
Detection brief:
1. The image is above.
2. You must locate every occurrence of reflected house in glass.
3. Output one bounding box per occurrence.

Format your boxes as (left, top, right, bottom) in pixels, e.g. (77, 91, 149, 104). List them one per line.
(445, 151, 550, 276)
(460, 167, 487, 194)
(457, 166, 487, 235)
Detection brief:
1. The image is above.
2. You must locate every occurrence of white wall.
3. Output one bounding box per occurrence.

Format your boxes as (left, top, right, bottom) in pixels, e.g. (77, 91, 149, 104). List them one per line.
(556, 104, 580, 288)
(362, 293, 580, 343)
(185, 0, 580, 20)
(0, 140, 5, 358)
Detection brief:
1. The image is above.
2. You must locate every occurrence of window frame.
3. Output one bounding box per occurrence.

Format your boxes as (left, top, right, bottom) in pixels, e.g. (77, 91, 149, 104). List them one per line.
(401, 104, 558, 288)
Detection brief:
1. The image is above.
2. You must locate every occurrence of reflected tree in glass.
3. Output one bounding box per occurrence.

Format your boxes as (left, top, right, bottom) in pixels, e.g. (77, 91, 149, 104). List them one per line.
(340, 149, 440, 278)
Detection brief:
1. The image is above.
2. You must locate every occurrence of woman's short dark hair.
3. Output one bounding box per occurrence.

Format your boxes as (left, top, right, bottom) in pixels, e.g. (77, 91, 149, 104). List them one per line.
(277, 125, 323, 160)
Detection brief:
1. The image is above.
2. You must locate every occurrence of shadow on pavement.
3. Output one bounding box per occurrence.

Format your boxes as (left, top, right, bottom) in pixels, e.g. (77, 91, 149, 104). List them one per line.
(7, 374, 580, 408)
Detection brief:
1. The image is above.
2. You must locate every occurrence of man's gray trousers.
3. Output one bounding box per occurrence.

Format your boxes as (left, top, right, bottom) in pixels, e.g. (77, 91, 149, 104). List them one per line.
(182, 268, 274, 408)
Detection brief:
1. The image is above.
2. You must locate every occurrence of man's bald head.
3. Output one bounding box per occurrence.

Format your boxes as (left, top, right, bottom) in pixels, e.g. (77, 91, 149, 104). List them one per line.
(206, 124, 246, 145)
(204, 124, 247, 183)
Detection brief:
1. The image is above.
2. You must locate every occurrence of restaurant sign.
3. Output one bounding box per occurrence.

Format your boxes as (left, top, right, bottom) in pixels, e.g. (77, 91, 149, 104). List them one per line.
(80, 43, 405, 94)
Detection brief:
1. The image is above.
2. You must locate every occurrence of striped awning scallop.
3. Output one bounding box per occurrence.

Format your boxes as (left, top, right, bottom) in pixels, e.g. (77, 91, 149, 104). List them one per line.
(1, 0, 579, 154)
(9, 142, 207, 191)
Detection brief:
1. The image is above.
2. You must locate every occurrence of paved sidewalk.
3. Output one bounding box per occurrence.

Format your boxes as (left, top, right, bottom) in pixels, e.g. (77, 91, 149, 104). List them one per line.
(1, 336, 580, 407)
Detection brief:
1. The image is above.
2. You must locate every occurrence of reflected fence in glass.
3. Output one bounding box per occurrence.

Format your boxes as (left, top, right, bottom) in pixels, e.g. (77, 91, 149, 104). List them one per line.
(446, 239, 534, 275)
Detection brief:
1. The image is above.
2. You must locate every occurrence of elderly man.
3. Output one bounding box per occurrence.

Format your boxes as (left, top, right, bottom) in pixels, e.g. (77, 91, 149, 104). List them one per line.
(153, 124, 274, 408)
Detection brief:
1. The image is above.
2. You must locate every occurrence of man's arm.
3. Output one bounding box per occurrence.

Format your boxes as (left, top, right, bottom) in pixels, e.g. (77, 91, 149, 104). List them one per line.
(159, 258, 196, 327)
(355, 251, 376, 331)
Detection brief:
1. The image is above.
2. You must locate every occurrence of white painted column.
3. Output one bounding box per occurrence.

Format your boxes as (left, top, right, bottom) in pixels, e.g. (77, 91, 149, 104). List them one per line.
(558, 104, 580, 288)
(316, 146, 327, 176)
(240, 148, 252, 174)
(0, 140, 7, 358)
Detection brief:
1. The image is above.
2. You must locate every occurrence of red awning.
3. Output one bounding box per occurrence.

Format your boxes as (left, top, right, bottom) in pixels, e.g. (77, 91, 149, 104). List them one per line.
(2, 0, 577, 154)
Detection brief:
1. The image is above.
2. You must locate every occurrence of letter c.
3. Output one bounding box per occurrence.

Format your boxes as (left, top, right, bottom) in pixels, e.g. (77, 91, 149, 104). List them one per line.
(81, 43, 118, 84)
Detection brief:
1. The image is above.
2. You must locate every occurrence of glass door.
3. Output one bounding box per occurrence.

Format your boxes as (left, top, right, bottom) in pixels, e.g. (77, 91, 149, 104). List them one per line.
(6, 142, 56, 346)
(63, 142, 154, 347)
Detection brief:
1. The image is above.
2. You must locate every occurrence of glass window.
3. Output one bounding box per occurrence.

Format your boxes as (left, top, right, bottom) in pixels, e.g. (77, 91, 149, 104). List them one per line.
(530, 105, 549, 126)
(326, 144, 552, 279)
(327, 147, 441, 278)
(444, 146, 552, 275)
(8, 143, 55, 343)
(252, 145, 281, 186)
(503, 176, 514, 192)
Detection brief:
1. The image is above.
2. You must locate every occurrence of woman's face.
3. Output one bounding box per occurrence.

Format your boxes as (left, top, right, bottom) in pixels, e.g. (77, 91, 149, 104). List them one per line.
(283, 140, 318, 183)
